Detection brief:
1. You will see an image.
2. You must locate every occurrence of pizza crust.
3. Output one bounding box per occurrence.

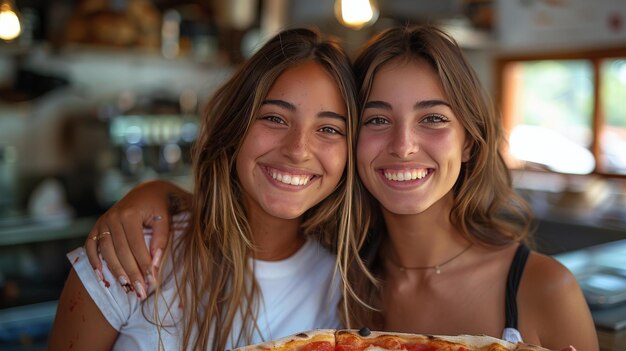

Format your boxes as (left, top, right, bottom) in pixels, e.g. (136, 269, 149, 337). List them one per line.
(233, 329, 335, 351)
(514, 343, 552, 351)
(233, 329, 550, 351)
(336, 329, 517, 351)
(341, 329, 517, 348)
(338, 329, 550, 351)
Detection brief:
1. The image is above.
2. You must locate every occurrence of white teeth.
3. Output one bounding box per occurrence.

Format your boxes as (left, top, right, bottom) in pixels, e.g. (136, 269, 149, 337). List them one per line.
(384, 169, 428, 182)
(271, 170, 310, 186)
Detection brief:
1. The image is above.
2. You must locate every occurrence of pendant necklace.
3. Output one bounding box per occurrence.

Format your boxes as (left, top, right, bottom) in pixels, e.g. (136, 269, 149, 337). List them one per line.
(388, 243, 474, 274)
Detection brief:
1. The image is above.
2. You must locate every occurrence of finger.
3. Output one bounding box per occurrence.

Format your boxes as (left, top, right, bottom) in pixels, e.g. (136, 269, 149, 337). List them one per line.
(146, 214, 170, 273)
(105, 218, 148, 300)
(96, 225, 135, 297)
(118, 210, 157, 290)
(84, 223, 104, 281)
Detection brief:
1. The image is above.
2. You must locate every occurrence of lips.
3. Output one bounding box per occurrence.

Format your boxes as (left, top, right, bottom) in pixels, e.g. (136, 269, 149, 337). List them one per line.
(264, 166, 316, 186)
(382, 168, 429, 182)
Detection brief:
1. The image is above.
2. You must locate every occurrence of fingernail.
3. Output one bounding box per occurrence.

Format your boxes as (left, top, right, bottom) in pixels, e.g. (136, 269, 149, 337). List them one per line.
(153, 215, 163, 221)
(145, 270, 157, 291)
(94, 268, 104, 282)
(134, 280, 147, 300)
(119, 276, 131, 293)
(119, 275, 129, 286)
(152, 248, 163, 269)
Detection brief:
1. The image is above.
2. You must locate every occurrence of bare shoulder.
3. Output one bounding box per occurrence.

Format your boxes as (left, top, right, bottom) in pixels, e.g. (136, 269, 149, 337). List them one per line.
(518, 250, 599, 351)
(519, 251, 584, 322)
(523, 251, 579, 294)
(48, 269, 119, 351)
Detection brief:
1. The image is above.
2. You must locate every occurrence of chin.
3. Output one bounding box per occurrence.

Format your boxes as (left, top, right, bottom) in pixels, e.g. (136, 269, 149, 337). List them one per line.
(380, 201, 431, 216)
(264, 206, 308, 220)
(383, 208, 423, 216)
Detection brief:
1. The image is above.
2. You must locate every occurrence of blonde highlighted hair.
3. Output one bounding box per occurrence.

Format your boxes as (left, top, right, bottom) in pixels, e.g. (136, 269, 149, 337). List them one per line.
(152, 28, 360, 351)
(344, 24, 534, 328)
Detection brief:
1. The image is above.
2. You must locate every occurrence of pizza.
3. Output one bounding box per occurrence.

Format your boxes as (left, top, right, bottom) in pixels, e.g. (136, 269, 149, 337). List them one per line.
(234, 329, 336, 351)
(232, 329, 550, 351)
(334, 329, 549, 351)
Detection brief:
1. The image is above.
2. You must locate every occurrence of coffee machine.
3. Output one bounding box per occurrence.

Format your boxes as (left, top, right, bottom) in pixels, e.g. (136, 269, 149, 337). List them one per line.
(101, 90, 198, 205)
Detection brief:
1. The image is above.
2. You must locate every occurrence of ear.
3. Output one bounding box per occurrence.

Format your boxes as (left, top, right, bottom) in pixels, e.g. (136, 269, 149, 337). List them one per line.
(461, 137, 472, 163)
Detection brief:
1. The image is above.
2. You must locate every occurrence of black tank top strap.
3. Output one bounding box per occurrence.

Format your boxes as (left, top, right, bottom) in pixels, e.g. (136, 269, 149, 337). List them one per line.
(504, 244, 530, 329)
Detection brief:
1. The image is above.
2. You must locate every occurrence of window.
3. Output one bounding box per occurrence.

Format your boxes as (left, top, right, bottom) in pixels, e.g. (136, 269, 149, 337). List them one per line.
(497, 49, 626, 177)
(601, 58, 626, 174)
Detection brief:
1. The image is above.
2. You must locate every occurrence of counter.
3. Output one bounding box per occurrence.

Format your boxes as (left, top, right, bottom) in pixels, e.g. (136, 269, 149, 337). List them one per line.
(554, 239, 626, 351)
(0, 216, 95, 348)
(597, 324, 626, 351)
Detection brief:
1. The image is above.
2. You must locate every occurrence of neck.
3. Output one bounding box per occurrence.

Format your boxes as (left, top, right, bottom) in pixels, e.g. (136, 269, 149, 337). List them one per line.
(247, 207, 305, 261)
(381, 193, 471, 270)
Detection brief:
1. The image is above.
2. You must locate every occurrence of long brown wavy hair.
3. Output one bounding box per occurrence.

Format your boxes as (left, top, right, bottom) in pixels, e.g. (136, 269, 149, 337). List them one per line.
(154, 28, 360, 351)
(343, 25, 534, 328)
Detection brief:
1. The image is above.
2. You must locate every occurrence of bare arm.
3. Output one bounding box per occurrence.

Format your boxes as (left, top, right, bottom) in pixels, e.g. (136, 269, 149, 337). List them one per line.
(85, 180, 192, 297)
(520, 252, 598, 351)
(48, 269, 118, 350)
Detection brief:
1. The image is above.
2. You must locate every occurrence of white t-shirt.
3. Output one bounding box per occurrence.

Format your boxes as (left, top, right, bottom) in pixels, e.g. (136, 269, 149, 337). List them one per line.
(68, 228, 341, 350)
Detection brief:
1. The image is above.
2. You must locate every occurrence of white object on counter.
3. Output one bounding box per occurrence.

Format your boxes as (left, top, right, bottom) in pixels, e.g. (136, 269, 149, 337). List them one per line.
(27, 177, 73, 223)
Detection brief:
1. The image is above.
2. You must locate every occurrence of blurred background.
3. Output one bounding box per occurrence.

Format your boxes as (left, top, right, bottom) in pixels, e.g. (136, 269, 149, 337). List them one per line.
(0, 0, 625, 350)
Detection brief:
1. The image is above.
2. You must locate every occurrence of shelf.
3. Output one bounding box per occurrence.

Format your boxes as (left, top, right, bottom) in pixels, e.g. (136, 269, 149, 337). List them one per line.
(0, 216, 96, 246)
(0, 300, 57, 349)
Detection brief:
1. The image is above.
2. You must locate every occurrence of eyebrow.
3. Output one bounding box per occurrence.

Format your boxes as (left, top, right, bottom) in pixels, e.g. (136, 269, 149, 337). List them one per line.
(262, 99, 346, 122)
(263, 99, 295, 111)
(363, 100, 392, 110)
(414, 99, 451, 109)
(363, 99, 451, 111)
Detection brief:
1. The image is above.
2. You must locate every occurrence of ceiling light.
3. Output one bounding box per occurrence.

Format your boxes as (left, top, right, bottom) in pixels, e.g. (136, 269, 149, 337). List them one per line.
(0, 0, 21, 41)
(335, 0, 379, 30)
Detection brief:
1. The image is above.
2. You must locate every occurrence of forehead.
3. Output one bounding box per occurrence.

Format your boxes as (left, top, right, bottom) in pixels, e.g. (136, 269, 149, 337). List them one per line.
(265, 60, 346, 106)
(370, 57, 444, 100)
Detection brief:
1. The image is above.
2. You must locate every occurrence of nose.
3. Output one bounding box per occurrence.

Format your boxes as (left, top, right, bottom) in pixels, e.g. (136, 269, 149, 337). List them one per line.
(388, 124, 418, 159)
(281, 127, 312, 162)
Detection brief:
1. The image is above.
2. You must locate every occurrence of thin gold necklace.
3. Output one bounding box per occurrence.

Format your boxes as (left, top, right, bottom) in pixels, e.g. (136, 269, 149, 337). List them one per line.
(388, 243, 474, 274)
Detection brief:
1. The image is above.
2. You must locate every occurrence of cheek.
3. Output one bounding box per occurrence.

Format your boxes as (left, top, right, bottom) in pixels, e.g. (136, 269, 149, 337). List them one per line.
(235, 140, 253, 175)
(435, 131, 466, 161)
(242, 129, 269, 151)
(238, 129, 275, 163)
(235, 132, 263, 183)
(356, 145, 367, 174)
(461, 136, 472, 162)
(356, 133, 379, 167)
(234, 151, 250, 192)
(325, 143, 348, 177)
(356, 137, 379, 188)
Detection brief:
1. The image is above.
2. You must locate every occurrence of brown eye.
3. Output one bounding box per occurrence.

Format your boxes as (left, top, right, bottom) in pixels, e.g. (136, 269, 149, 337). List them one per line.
(261, 115, 286, 125)
(364, 116, 389, 125)
(319, 126, 342, 135)
(421, 114, 448, 124)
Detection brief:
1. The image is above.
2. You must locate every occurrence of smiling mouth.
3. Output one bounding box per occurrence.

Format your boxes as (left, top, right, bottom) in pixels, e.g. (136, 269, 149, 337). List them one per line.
(383, 168, 429, 182)
(266, 167, 316, 186)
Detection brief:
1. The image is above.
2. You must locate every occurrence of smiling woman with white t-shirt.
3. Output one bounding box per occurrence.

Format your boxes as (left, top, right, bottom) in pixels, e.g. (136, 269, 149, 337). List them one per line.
(66, 213, 341, 350)
(48, 27, 360, 351)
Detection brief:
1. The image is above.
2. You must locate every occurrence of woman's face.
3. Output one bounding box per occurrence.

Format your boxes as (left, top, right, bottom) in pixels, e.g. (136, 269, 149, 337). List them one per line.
(236, 60, 348, 220)
(357, 57, 470, 215)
